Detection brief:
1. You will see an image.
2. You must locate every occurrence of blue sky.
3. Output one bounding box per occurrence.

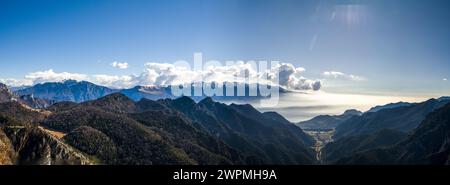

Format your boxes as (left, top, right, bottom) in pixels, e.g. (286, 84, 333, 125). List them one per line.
(1, 0, 449, 97)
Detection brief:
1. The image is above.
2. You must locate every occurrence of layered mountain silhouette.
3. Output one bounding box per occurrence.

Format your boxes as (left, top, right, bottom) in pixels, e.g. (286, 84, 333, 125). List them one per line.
(322, 129, 407, 163)
(333, 102, 450, 164)
(302, 98, 450, 164)
(297, 109, 362, 131)
(43, 94, 316, 164)
(334, 98, 450, 139)
(14, 80, 287, 103)
(2, 81, 450, 165)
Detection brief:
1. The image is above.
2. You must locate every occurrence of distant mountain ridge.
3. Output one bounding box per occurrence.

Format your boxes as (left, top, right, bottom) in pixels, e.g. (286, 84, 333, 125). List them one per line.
(294, 97, 450, 165)
(14, 80, 288, 103)
(367, 102, 412, 112)
(4, 80, 450, 165)
(334, 101, 450, 164)
(297, 109, 362, 131)
(322, 129, 407, 163)
(333, 98, 450, 139)
(16, 80, 118, 103)
(155, 96, 316, 164)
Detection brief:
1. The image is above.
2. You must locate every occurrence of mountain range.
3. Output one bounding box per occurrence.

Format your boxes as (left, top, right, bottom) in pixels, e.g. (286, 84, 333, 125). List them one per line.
(1, 81, 450, 165)
(333, 102, 450, 164)
(333, 98, 450, 139)
(1, 82, 315, 165)
(15, 80, 117, 103)
(367, 102, 412, 112)
(312, 97, 450, 164)
(14, 80, 287, 104)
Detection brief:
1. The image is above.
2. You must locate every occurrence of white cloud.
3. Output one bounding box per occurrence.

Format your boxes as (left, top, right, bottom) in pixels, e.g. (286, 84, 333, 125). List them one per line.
(133, 62, 321, 91)
(1, 69, 88, 87)
(444, 78, 448, 81)
(265, 63, 321, 90)
(25, 69, 89, 84)
(93, 75, 136, 89)
(1, 62, 322, 91)
(140, 63, 203, 86)
(323, 71, 365, 81)
(111, 61, 129, 69)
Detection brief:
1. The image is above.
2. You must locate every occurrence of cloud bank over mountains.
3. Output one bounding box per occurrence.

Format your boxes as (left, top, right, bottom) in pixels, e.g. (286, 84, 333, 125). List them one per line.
(1, 62, 324, 91)
(0, 69, 88, 87)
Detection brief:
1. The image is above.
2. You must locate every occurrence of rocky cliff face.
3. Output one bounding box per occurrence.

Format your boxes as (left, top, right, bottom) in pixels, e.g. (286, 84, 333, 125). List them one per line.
(0, 126, 93, 165)
(0, 83, 54, 109)
(0, 83, 16, 103)
(19, 94, 55, 109)
(0, 130, 15, 165)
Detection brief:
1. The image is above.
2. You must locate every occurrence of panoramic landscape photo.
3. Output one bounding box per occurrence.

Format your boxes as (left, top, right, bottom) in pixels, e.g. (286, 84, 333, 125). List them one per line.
(1, 0, 450, 165)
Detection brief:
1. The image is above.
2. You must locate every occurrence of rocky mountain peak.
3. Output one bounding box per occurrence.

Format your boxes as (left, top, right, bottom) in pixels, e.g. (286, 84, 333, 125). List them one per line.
(343, 109, 362, 116)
